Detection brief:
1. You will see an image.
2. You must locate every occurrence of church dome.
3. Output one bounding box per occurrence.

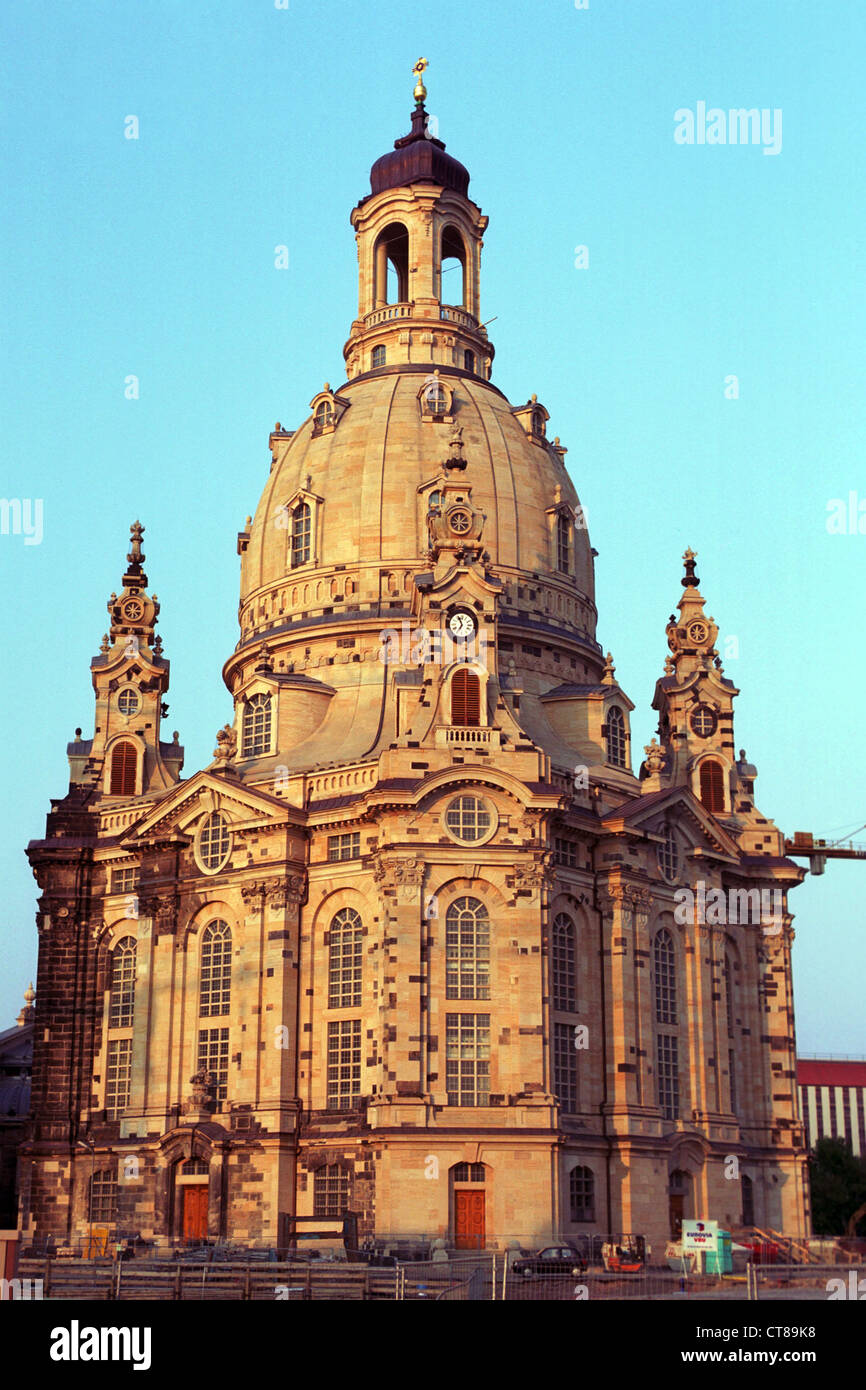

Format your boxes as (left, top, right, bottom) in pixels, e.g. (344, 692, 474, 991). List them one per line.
(240, 372, 594, 624)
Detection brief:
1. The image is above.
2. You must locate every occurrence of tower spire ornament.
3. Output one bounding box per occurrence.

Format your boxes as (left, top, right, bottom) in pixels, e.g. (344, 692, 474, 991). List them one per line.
(412, 57, 428, 105)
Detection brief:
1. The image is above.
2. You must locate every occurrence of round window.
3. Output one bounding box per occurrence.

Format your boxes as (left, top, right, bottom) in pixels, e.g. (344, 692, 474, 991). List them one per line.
(197, 811, 232, 873)
(448, 509, 471, 535)
(690, 704, 717, 738)
(118, 688, 140, 716)
(445, 795, 493, 844)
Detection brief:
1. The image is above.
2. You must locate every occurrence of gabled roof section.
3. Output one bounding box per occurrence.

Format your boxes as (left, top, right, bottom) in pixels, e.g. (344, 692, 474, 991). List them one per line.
(120, 769, 302, 845)
(600, 785, 740, 860)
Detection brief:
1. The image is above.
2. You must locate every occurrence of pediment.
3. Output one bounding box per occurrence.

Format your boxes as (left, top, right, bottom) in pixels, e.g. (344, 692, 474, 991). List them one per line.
(601, 786, 740, 862)
(119, 770, 298, 846)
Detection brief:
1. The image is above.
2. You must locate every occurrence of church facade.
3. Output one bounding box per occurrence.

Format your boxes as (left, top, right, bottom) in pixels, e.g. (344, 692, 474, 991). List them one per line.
(20, 79, 810, 1256)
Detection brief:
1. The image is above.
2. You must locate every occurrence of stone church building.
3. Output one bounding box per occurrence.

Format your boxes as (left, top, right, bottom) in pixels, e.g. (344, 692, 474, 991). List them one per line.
(20, 77, 809, 1256)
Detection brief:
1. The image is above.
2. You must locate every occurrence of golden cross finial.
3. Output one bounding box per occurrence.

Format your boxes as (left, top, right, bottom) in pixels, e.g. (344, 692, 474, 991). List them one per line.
(412, 57, 428, 105)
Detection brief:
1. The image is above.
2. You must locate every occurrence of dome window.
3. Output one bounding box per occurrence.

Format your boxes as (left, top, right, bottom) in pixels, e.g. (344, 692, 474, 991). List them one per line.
(309, 386, 347, 437)
(605, 706, 627, 769)
(242, 693, 272, 758)
(371, 345, 387, 369)
(556, 513, 571, 574)
(290, 501, 311, 568)
(418, 372, 453, 422)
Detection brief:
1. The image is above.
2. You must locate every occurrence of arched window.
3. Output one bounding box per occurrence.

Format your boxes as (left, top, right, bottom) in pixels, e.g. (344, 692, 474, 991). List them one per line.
(313, 1163, 352, 1217)
(290, 501, 311, 568)
(741, 1173, 755, 1227)
(606, 707, 626, 768)
(440, 225, 466, 306)
(556, 513, 571, 574)
(464, 350, 475, 373)
(109, 741, 137, 796)
(654, 929, 679, 1121)
(452, 1162, 485, 1183)
(653, 930, 677, 1025)
(551, 914, 576, 1011)
(242, 693, 272, 757)
(109, 937, 136, 1029)
(428, 489, 441, 511)
(374, 222, 408, 304)
(699, 760, 725, 813)
(451, 668, 481, 726)
(371, 345, 386, 369)
(446, 897, 490, 999)
(89, 1169, 118, 1224)
(200, 920, 232, 1017)
(569, 1166, 595, 1222)
(724, 954, 735, 1037)
(314, 400, 334, 429)
(198, 812, 231, 872)
(328, 907, 363, 1008)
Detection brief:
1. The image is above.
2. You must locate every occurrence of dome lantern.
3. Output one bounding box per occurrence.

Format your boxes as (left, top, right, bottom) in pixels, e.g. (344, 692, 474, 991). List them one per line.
(344, 60, 493, 381)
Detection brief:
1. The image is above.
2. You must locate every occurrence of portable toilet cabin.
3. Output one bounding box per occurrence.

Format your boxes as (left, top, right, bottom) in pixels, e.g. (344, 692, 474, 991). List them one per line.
(706, 1229, 732, 1275)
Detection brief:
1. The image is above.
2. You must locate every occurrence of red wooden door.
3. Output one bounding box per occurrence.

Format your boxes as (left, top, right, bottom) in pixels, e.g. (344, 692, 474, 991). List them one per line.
(183, 1186, 209, 1241)
(454, 1190, 485, 1250)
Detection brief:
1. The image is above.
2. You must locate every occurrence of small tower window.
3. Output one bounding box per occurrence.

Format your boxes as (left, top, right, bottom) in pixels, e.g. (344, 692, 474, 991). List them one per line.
(290, 501, 311, 568)
(464, 350, 475, 373)
(450, 668, 481, 727)
(117, 688, 140, 716)
(373, 222, 409, 305)
(371, 345, 386, 369)
(699, 760, 725, 813)
(242, 693, 272, 757)
(440, 225, 467, 307)
(315, 400, 334, 429)
(690, 704, 717, 738)
(109, 741, 137, 796)
(605, 707, 626, 769)
(556, 513, 571, 574)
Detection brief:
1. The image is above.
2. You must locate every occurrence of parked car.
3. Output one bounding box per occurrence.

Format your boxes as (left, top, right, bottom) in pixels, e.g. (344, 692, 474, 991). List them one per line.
(512, 1245, 587, 1279)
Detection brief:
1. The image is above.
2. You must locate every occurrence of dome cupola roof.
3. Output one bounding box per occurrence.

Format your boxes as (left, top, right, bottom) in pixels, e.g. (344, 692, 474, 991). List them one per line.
(369, 103, 470, 198)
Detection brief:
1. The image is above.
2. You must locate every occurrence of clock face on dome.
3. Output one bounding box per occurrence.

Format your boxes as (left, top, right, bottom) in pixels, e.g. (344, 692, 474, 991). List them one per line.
(122, 599, 144, 622)
(448, 608, 477, 640)
(687, 620, 708, 644)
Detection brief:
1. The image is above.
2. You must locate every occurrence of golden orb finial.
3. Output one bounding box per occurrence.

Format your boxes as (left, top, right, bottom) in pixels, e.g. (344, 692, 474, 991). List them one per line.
(412, 57, 428, 105)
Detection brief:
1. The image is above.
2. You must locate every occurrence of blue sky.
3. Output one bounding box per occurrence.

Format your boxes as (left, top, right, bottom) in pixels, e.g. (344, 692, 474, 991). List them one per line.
(1, 0, 863, 1050)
